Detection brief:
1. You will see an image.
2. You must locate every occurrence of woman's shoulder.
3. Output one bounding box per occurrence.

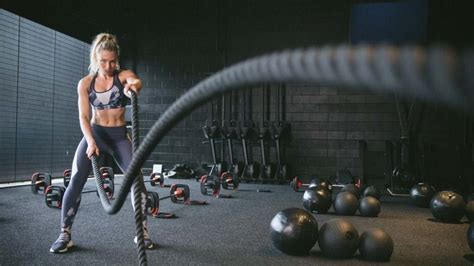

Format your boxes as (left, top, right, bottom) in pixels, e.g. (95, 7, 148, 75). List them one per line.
(77, 74, 95, 90)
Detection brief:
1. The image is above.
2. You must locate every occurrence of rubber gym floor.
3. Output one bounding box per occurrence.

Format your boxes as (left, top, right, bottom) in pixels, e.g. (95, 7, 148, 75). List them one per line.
(0, 177, 472, 265)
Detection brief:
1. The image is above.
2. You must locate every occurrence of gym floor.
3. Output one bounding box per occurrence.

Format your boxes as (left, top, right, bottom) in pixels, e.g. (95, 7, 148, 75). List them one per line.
(0, 177, 472, 265)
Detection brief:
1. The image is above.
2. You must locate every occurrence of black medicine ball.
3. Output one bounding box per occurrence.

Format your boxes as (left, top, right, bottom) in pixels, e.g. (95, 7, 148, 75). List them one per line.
(359, 228, 394, 261)
(468, 223, 474, 251)
(333, 192, 359, 216)
(410, 183, 436, 208)
(359, 196, 381, 217)
(318, 218, 359, 259)
(270, 208, 319, 255)
(303, 187, 332, 214)
(430, 191, 465, 223)
(363, 185, 381, 200)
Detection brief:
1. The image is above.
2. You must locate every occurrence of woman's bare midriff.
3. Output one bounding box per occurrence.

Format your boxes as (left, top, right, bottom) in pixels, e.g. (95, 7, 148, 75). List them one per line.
(91, 107, 126, 127)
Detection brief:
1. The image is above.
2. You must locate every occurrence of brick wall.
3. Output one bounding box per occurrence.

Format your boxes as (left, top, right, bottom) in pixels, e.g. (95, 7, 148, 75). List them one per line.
(131, 1, 468, 188)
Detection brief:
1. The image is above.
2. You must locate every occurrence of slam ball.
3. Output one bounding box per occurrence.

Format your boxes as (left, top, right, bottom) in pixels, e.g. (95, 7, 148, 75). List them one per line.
(465, 197, 474, 222)
(341, 184, 360, 198)
(270, 208, 318, 255)
(363, 185, 381, 200)
(316, 179, 333, 194)
(359, 228, 394, 261)
(359, 196, 381, 217)
(410, 183, 436, 208)
(303, 186, 332, 214)
(430, 191, 465, 223)
(318, 218, 359, 259)
(308, 178, 319, 188)
(333, 192, 359, 216)
(468, 223, 474, 251)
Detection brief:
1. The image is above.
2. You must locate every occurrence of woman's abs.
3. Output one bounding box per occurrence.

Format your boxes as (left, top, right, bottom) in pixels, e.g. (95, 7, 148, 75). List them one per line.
(91, 107, 126, 127)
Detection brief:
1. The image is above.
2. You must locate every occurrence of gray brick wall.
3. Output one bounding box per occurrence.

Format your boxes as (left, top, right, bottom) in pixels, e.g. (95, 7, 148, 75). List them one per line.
(0, 9, 87, 182)
(131, 1, 468, 187)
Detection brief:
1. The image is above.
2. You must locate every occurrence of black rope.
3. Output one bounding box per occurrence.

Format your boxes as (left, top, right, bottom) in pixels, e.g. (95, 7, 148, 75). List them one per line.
(91, 90, 147, 266)
(130, 91, 147, 266)
(87, 44, 473, 265)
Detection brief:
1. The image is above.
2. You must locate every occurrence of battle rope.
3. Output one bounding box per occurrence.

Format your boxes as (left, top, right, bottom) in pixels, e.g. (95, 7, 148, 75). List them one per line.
(89, 44, 473, 265)
(91, 90, 147, 265)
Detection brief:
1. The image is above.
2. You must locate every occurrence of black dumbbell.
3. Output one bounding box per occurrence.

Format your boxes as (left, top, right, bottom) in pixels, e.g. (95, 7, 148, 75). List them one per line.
(200, 175, 221, 197)
(63, 169, 72, 188)
(145, 191, 176, 218)
(161, 184, 191, 203)
(31, 172, 52, 194)
(219, 172, 239, 190)
(148, 172, 172, 188)
(45, 186, 65, 209)
(144, 185, 191, 219)
(289, 176, 319, 192)
(64, 167, 115, 199)
(148, 173, 192, 202)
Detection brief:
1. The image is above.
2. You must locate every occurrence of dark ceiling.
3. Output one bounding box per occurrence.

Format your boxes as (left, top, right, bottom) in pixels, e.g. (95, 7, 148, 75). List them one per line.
(3, 0, 138, 43)
(3, 1, 473, 47)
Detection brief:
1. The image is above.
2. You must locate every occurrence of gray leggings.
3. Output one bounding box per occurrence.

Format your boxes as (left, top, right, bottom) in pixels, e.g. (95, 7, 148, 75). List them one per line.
(61, 124, 147, 229)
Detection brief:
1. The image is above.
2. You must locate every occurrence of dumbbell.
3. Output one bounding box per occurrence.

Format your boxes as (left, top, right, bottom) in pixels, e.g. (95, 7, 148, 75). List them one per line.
(31, 172, 63, 209)
(45, 186, 66, 208)
(289, 176, 319, 192)
(63, 169, 72, 187)
(64, 168, 115, 199)
(148, 173, 193, 203)
(145, 184, 191, 219)
(219, 171, 239, 190)
(145, 191, 175, 218)
(31, 172, 52, 194)
(200, 175, 221, 197)
(161, 184, 191, 203)
(148, 172, 172, 188)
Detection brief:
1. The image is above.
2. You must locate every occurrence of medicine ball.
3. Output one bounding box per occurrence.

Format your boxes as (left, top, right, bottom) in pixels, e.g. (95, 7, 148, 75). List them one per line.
(317, 179, 333, 194)
(430, 191, 466, 223)
(359, 196, 381, 217)
(303, 186, 332, 214)
(409, 183, 436, 208)
(318, 218, 359, 259)
(465, 194, 474, 222)
(468, 223, 474, 251)
(308, 178, 319, 188)
(341, 184, 360, 198)
(359, 228, 394, 261)
(466, 200, 474, 222)
(333, 192, 359, 216)
(270, 208, 318, 255)
(363, 185, 381, 200)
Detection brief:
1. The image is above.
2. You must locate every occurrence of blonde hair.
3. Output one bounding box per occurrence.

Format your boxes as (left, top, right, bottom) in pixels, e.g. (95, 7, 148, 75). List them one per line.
(88, 33, 121, 74)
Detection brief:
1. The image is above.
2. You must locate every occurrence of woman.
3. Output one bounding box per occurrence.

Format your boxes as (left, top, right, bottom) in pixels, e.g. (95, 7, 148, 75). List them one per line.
(50, 33, 153, 253)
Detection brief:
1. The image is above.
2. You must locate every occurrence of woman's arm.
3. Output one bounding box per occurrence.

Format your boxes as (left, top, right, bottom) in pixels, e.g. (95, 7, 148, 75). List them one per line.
(120, 70, 143, 97)
(77, 77, 99, 158)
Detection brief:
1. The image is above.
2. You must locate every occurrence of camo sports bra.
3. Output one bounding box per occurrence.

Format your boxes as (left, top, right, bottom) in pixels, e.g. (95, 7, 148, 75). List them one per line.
(88, 72, 128, 110)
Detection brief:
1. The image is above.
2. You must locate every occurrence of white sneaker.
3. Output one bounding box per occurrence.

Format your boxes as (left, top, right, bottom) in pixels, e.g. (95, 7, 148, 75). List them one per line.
(50, 229, 74, 253)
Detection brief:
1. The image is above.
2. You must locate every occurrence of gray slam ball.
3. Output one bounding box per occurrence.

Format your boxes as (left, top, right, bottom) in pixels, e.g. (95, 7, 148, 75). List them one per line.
(359, 228, 394, 261)
(318, 218, 359, 259)
(270, 208, 319, 256)
(333, 192, 359, 215)
(359, 196, 381, 217)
